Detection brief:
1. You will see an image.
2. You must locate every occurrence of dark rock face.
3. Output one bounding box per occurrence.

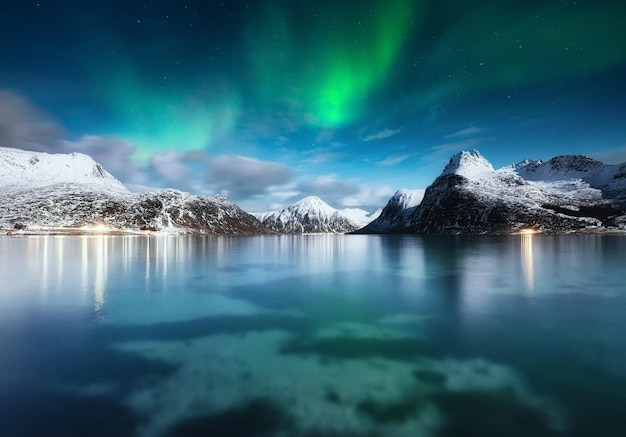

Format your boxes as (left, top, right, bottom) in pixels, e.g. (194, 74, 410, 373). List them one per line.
(406, 174, 618, 234)
(127, 191, 270, 234)
(355, 189, 423, 234)
(1, 186, 270, 234)
(262, 213, 357, 234)
(548, 155, 603, 172)
(406, 174, 498, 234)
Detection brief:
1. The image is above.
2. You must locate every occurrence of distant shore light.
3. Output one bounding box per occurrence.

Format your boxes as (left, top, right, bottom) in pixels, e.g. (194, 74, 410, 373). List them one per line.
(519, 228, 537, 235)
(80, 223, 110, 233)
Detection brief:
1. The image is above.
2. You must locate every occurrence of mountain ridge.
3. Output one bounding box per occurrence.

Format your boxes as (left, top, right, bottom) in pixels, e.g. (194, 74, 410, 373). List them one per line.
(0, 147, 128, 193)
(358, 150, 626, 234)
(0, 147, 269, 234)
(3, 147, 625, 235)
(355, 189, 424, 234)
(254, 196, 378, 234)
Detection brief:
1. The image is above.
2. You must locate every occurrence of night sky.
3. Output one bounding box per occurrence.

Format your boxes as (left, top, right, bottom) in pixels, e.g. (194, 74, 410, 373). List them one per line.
(2, 1, 626, 211)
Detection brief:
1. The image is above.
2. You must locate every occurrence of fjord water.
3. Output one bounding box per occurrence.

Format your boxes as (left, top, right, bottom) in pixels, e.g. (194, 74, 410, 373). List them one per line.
(1, 235, 625, 437)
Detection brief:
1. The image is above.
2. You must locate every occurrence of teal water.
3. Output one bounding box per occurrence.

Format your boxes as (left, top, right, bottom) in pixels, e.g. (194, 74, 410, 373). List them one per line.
(0, 234, 625, 437)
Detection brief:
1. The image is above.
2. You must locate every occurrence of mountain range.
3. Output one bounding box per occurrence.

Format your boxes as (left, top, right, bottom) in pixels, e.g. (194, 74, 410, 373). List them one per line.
(2, 147, 625, 234)
(358, 150, 626, 234)
(253, 196, 379, 234)
(0, 147, 268, 234)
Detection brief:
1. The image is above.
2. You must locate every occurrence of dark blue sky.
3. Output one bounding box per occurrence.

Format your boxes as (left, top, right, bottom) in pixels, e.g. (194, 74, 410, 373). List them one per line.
(1, 0, 625, 211)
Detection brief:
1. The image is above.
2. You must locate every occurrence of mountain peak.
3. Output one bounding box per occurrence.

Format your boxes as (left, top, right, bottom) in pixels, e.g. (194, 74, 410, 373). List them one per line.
(353, 188, 424, 234)
(0, 146, 128, 193)
(290, 196, 337, 215)
(390, 189, 425, 209)
(293, 195, 326, 206)
(442, 149, 495, 179)
(515, 154, 626, 194)
(547, 155, 602, 172)
(256, 196, 364, 234)
(409, 150, 626, 234)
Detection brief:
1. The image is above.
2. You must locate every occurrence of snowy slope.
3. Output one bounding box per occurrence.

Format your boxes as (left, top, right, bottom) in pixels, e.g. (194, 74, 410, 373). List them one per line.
(0, 147, 128, 193)
(438, 151, 604, 209)
(360, 150, 626, 234)
(409, 150, 626, 233)
(0, 147, 268, 234)
(442, 149, 495, 179)
(254, 196, 376, 234)
(514, 155, 626, 197)
(355, 189, 424, 233)
(340, 207, 382, 229)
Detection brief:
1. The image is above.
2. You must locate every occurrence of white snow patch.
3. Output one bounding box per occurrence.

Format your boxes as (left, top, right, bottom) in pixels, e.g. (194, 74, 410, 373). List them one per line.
(442, 150, 495, 180)
(0, 146, 129, 193)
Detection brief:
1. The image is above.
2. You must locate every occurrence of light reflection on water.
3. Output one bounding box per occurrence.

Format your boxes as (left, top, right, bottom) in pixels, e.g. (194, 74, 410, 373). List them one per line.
(94, 235, 107, 317)
(0, 234, 625, 437)
(521, 233, 535, 294)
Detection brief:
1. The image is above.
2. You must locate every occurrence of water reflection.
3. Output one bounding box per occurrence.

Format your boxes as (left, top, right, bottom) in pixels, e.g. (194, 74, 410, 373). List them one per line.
(5, 234, 625, 323)
(145, 235, 151, 291)
(3, 234, 626, 437)
(81, 236, 89, 300)
(40, 236, 49, 295)
(520, 233, 535, 294)
(94, 235, 108, 317)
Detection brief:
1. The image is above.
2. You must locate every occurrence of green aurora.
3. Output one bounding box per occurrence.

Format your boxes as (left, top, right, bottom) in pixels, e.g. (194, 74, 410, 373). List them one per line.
(68, 0, 626, 158)
(1, 0, 626, 208)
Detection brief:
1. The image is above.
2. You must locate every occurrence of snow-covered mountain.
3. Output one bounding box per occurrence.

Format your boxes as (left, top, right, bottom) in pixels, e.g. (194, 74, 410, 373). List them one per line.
(359, 150, 626, 234)
(0, 147, 269, 234)
(253, 196, 377, 234)
(0, 147, 128, 193)
(340, 207, 382, 229)
(355, 189, 424, 233)
(514, 155, 626, 198)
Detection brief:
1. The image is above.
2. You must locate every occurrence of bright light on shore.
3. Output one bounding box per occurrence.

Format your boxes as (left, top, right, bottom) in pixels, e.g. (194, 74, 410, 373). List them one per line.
(519, 228, 537, 235)
(81, 223, 110, 233)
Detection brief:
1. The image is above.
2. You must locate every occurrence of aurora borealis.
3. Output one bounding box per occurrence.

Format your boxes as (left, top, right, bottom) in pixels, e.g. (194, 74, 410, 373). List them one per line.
(2, 0, 626, 211)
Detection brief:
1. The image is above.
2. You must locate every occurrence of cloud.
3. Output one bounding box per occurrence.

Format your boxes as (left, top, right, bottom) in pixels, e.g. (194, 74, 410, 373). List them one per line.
(307, 151, 352, 164)
(292, 175, 395, 211)
(362, 128, 400, 142)
(376, 153, 415, 166)
(62, 134, 147, 185)
(431, 136, 493, 155)
(444, 126, 485, 139)
(191, 154, 292, 199)
(275, 135, 289, 145)
(339, 185, 397, 209)
(590, 146, 626, 164)
(315, 130, 335, 144)
(297, 174, 360, 199)
(0, 89, 66, 151)
(291, 175, 400, 211)
(236, 106, 301, 142)
(245, 176, 398, 213)
(427, 129, 492, 164)
(0, 89, 293, 204)
(150, 151, 194, 189)
(0, 89, 148, 186)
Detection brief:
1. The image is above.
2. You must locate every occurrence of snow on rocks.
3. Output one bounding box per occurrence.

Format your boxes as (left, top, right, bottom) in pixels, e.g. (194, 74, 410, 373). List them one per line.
(361, 150, 626, 234)
(0, 147, 268, 234)
(254, 196, 378, 234)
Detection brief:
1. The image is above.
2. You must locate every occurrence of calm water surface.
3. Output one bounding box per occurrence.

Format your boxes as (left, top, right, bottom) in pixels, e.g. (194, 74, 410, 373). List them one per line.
(1, 234, 625, 437)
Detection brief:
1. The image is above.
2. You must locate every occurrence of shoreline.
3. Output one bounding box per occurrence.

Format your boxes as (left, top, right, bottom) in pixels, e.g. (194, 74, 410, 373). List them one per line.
(3, 227, 625, 237)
